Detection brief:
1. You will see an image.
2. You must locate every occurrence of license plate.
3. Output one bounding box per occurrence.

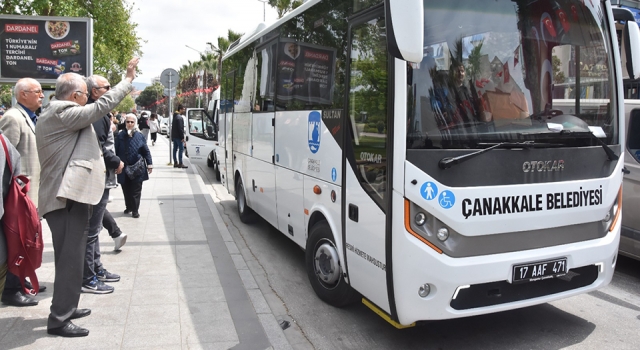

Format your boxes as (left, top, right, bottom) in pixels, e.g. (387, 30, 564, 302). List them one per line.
(512, 258, 567, 283)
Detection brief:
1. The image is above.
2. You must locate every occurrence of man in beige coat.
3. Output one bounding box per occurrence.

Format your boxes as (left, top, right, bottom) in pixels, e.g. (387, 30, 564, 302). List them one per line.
(0, 78, 43, 308)
(37, 57, 139, 338)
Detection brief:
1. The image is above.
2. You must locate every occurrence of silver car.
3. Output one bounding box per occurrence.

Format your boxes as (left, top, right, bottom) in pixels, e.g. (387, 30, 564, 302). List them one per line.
(621, 100, 640, 260)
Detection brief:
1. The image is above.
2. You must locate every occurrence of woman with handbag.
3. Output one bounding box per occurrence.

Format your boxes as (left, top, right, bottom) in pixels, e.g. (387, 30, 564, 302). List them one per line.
(115, 113, 153, 218)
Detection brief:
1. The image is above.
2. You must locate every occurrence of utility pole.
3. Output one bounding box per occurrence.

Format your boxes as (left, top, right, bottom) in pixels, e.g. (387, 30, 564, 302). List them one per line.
(257, 0, 267, 21)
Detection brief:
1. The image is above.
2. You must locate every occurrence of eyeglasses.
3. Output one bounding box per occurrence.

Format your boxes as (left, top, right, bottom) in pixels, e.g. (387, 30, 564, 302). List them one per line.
(24, 90, 43, 95)
(75, 91, 89, 97)
(95, 86, 111, 91)
(125, 121, 136, 124)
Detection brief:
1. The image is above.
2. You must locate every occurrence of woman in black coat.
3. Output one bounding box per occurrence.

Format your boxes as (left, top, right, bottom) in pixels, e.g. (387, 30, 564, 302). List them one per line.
(115, 113, 153, 218)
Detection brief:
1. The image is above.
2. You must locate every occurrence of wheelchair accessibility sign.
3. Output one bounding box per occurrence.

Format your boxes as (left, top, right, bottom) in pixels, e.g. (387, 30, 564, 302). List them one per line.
(438, 190, 455, 209)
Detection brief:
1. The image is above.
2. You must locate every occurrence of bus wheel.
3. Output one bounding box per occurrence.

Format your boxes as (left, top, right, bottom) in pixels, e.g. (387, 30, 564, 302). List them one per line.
(214, 159, 221, 181)
(306, 220, 357, 307)
(236, 178, 256, 223)
(207, 153, 214, 167)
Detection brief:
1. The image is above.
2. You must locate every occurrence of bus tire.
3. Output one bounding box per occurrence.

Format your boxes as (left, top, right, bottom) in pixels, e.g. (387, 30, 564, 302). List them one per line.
(214, 158, 221, 182)
(236, 178, 256, 223)
(306, 220, 358, 307)
(207, 152, 214, 167)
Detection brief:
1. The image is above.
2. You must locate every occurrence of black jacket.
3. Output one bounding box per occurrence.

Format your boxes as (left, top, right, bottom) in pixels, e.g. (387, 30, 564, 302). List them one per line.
(171, 112, 185, 140)
(138, 115, 150, 130)
(88, 98, 121, 170)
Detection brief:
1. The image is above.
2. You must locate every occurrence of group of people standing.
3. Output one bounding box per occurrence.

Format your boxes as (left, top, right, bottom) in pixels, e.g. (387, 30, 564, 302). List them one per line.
(0, 57, 165, 337)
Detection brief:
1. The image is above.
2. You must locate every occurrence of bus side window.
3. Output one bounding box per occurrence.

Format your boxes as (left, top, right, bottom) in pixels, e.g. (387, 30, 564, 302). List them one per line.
(628, 109, 640, 163)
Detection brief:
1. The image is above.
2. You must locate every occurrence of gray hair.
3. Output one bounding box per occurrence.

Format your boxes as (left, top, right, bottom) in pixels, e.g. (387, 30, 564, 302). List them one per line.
(55, 73, 85, 100)
(13, 78, 39, 96)
(85, 74, 106, 94)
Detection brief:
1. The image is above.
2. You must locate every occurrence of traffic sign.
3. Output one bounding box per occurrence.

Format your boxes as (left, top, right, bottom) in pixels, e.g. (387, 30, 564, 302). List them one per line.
(163, 87, 176, 97)
(160, 68, 179, 89)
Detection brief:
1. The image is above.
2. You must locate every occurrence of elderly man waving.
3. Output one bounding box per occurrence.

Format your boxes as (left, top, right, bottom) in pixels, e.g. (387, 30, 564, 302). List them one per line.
(36, 57, 139, 338)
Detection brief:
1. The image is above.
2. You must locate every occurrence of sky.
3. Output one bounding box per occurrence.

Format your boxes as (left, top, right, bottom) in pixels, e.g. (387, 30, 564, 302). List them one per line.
(128, 0, 280, 86)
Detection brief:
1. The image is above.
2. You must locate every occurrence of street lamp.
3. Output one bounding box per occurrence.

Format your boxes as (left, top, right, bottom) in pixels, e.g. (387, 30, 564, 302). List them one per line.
(257, 0, 268, 22)
(185, 44, 203, 55)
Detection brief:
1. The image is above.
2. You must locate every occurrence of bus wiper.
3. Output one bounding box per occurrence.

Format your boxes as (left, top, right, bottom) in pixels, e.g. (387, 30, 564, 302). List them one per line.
(438, 141, 548, 169)
(521, 130, 619, 161)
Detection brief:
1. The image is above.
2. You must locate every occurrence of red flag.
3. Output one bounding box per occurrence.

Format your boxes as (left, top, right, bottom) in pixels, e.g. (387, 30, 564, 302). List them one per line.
(556, 8, 570, 32)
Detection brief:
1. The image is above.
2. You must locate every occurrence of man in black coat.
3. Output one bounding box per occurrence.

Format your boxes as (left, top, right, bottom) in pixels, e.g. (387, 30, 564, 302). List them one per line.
(171, 104, 187, 168)
(81, 75, 125, 294)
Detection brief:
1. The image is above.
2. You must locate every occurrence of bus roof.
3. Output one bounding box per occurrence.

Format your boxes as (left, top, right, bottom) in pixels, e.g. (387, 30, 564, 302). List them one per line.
(223, 0, 322, 60)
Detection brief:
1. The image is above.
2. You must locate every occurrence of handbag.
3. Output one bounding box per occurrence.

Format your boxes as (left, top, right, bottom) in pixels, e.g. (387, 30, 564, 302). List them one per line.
(125, 157, 146, 179)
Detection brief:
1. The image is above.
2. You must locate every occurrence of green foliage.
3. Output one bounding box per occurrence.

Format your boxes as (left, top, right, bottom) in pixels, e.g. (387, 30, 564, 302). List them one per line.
(115, 94, 135, 113)
(135, 83, 164, 109)
(0, 0, 143, 83)
(552, 56, 565, 84)
(0, 85, 12, 106)
(268, 0, 303, 18)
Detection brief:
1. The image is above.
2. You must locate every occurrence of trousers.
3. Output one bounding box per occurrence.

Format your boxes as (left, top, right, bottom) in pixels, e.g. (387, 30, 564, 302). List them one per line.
(122, 179, 143, 213)
(172, 138, 184, 164)
(45, 200, 91, 329)
(84, 189, 109, 283)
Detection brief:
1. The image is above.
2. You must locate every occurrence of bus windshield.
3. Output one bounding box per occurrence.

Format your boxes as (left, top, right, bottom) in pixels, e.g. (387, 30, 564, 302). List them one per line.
(407, 0, 617, 150)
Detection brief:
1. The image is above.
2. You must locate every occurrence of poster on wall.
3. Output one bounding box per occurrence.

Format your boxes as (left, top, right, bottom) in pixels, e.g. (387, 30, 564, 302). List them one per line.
(0, 14, 92, 84)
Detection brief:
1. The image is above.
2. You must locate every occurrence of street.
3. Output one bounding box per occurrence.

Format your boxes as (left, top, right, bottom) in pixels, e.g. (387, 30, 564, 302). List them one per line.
(197, 165, 640, 350)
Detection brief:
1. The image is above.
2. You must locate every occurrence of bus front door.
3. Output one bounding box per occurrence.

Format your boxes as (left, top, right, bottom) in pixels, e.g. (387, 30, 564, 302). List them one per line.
(344, 11, 392, 313)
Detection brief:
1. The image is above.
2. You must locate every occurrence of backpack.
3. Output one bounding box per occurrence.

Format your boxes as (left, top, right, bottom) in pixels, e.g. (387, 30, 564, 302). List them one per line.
(0, 136, 43, 295)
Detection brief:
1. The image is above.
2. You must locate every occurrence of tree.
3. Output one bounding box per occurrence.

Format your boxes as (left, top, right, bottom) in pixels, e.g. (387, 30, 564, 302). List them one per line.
(553, 56, 566, 84)
(268, 0, 303, 18)
(0, 85, 12, 107)
(135, 83, 164, 109)
(0, 0, 143, 84)
(115, 94, 135, 113)
(208, 30, 243, 81)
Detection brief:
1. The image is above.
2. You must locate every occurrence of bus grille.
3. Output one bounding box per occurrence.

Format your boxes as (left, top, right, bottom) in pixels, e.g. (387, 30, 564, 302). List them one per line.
(450, 265, 598, 310)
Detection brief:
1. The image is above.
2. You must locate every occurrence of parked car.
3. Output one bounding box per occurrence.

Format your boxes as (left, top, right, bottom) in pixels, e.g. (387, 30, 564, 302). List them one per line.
(160, 117, 169, 135)
(621, 100, 640, 260)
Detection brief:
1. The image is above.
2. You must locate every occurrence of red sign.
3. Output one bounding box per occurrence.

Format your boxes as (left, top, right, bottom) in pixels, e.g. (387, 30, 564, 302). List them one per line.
(36, 58, 58, 65)
(5, 24, 38, 34)
(51, 41, 72, 49)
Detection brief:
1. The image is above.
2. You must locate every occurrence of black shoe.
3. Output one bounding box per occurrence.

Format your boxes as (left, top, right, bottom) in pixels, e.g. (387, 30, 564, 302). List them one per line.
(124, 209, 131, 214)
(47, 322, 89, 337)
(24, 280, 46, 293)
(132, 212, 140, 218)
(1, 290, 38, 307)
(173, 163, 179, 168)
(179, 163, 188, 168)
(70, 308, 91, 320)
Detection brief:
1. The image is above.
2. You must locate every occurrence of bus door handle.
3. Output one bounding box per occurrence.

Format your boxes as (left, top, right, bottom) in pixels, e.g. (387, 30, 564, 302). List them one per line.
(623, 167, 630, 174)
(348, 204, 359, 222)
(252, 179, 257, 192)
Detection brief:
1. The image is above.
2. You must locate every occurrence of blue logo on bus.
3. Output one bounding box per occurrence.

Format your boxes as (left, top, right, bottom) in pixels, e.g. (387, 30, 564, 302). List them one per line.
(308, 111, 321, 154)
(331, 168, 337, 182)
(420, 182, 438, 201)
(438, 190, 455, 209)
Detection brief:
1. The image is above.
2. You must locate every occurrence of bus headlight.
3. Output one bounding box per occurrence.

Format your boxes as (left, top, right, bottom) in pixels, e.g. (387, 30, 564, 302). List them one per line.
(415, 212, 427, 226)
(603, 186, 622, 233)
(437, 228, 449, 242)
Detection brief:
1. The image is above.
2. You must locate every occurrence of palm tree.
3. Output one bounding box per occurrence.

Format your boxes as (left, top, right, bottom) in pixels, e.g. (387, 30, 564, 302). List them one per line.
(268, 0, 303, 18)
(208, 29, 243, 81)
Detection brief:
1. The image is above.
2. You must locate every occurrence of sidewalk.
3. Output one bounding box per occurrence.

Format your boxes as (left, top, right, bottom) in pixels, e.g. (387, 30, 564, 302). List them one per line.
(0, 134, 292, 350)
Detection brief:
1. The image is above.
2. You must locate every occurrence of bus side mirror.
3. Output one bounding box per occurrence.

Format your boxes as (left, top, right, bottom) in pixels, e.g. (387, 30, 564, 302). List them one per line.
(385, 0, 423, 63)
(207, 125, 214, 135)
(623, 20, 640, 79)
